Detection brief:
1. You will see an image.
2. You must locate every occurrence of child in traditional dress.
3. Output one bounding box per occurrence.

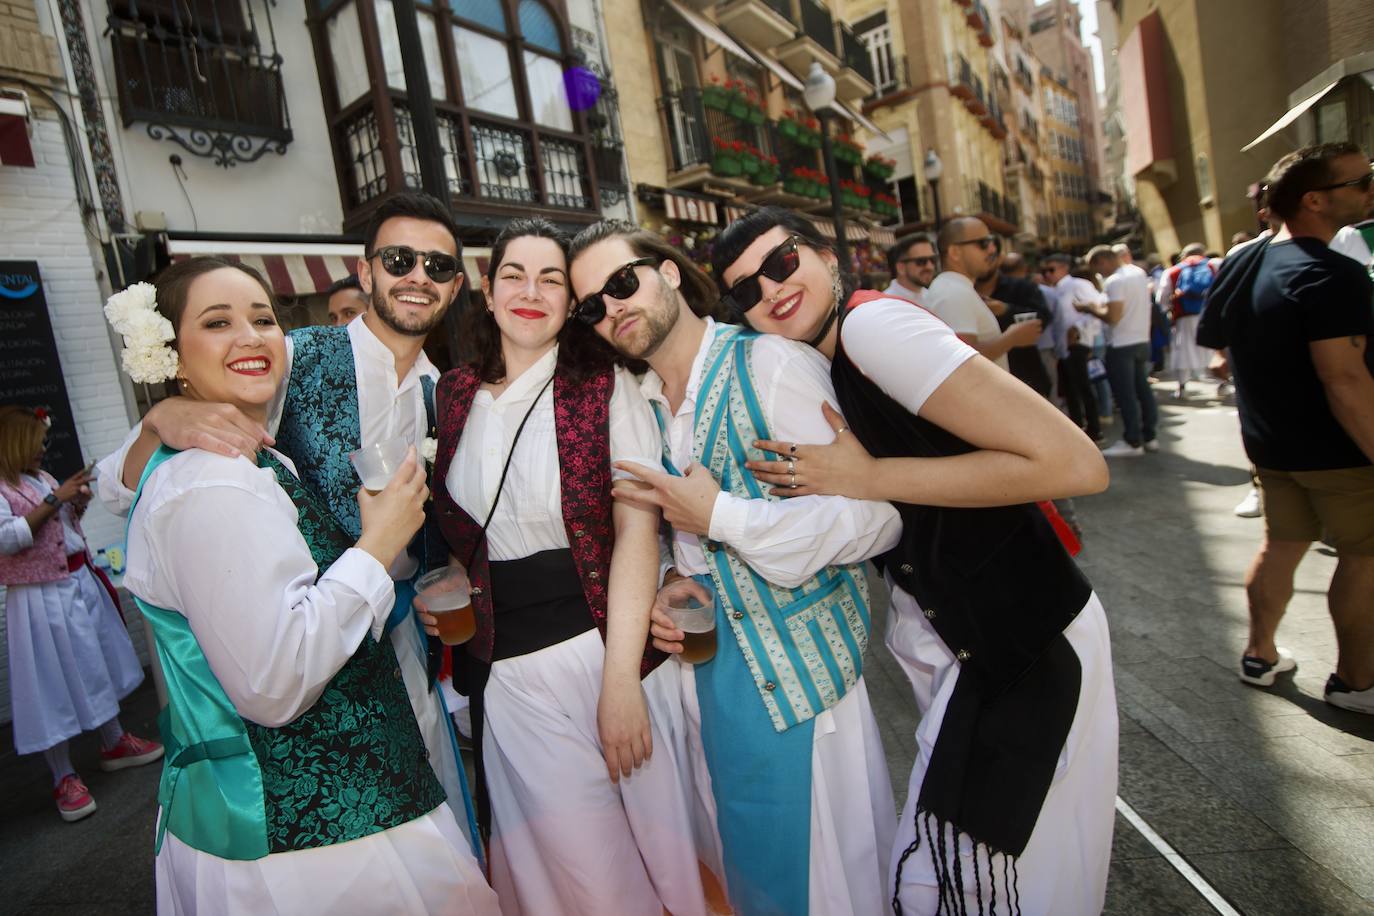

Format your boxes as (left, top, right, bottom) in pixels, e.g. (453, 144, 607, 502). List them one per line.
(0, 405, 162, 822)
(113, 259, 498, 915)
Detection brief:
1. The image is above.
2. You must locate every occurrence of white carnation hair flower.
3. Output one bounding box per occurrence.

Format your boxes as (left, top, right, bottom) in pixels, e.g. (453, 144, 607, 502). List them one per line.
(104, 282, 179, 384)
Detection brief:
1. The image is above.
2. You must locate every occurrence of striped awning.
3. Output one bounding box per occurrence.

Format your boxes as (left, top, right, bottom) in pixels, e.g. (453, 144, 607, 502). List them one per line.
(810, 219, 870, 242)
(167, 239, 492, 297)
(724, 204, 753, 225)
(663, 191, 719, 224)
(868, 225, 897, 248)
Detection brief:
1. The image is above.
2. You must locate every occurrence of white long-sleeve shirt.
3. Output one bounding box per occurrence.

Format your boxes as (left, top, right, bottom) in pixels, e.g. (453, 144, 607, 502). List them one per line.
(644, 318, 902, 588)
(445, 346, 661, 561)
(123, 449, 394, 728)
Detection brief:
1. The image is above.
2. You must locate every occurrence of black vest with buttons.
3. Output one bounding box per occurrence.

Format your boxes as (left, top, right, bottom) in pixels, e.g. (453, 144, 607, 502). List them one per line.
(829, 316, 1090, 698)
(829, 296, 1092, 859)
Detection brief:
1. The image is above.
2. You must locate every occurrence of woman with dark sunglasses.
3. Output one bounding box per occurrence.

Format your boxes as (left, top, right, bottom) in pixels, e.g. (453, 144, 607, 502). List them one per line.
(423, 219, 708, 916)
(711, 207, 1117, 916)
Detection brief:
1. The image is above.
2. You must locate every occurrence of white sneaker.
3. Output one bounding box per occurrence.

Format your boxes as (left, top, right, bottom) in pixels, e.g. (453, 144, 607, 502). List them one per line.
(1239, 647, 1296, 686)
(1325, 674, 1374, 714)
(1234, 487, 1261, 518)
(1101, 440, 1145, 457)
(1143, 439, 1160, 453)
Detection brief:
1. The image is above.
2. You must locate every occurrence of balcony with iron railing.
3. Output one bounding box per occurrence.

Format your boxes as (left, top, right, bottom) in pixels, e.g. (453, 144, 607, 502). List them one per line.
(950, 54, 974, 102)
(967, 1, 994, 47)
(775, 0, 841, 79)
(715, 0, 796, 51)
(108, 0, 292, 167)
(867, 54, 909, 104)
(836, 24, 876, 102)
(657, 87, 782, 193)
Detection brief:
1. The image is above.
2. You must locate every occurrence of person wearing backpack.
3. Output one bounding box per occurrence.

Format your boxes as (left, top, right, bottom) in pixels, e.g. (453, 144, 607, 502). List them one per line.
(1158, 243, 1219, 398)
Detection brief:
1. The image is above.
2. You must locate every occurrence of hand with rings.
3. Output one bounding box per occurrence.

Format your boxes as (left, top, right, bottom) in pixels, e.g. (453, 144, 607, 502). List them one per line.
(746, 402, 876, 499)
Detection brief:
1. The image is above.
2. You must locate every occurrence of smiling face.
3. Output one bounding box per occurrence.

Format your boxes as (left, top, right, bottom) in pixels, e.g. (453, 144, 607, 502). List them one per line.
(481, 235, 571, 356)
(570, 237, 681, 361)
(359, 215, 464, 338)
(174, 267, 287, 416)
(719, 225, 838, 342)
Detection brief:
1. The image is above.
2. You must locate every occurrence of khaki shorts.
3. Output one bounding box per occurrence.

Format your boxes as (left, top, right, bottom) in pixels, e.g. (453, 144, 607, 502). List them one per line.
(1257, 465, 1374, 555)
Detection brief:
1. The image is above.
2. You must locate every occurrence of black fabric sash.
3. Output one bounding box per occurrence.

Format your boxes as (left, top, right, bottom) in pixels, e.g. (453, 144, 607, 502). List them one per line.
(457, 547, 597, 838)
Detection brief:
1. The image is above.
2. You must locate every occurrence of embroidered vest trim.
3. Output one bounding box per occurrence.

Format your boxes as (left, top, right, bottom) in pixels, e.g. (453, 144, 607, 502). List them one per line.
(433, 362, 664, 677)
(130, 447, 445, 860)
(0, 473, 73, 586)
(657, 324, 871, 732)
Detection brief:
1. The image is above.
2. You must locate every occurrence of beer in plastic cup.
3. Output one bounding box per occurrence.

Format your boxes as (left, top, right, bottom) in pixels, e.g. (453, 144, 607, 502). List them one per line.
(667, 587, 718, 664)
(415, 566, 475, 646)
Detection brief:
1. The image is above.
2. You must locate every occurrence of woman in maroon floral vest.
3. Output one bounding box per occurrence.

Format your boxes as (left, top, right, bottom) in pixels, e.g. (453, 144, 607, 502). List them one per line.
(426, 219, 707, 915)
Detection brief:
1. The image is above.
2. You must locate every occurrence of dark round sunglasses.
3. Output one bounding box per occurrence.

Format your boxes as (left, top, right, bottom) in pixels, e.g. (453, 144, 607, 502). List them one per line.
(722, 235, 802, 315)
(369, 245, 462, 283)
(573, 257, 659, 325)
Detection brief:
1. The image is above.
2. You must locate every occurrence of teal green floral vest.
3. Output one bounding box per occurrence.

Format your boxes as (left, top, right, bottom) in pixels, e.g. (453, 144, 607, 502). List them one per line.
(131, 446, 446, 859)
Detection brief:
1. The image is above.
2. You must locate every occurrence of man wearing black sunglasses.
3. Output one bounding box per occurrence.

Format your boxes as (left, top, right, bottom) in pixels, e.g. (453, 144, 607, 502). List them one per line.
(95, 193, 485, 851)
(926, 218, 1042, 372)
(569, 220, 902, 914)
(884, 234, 938, 305)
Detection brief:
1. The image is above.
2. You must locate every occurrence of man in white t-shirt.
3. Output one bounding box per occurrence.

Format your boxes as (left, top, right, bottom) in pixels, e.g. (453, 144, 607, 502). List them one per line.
(883, 234, 938, 305)
(1091, 246, 1159, 456)
(924, 217, 1042, 371)
(1331, 217, 1374, 274)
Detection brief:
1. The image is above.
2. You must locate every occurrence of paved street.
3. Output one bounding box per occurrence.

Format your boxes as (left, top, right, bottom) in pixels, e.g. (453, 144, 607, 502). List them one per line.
(1, 380, 1371, 914)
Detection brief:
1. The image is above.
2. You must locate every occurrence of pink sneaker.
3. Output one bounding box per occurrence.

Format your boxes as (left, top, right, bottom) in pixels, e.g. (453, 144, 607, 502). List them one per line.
(54, 774, 97, 822)
(99, 733, 165, 772)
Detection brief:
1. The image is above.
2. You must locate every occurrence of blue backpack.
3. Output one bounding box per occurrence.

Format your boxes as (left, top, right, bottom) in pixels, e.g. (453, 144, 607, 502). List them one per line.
(1174, 260, 1213, 316)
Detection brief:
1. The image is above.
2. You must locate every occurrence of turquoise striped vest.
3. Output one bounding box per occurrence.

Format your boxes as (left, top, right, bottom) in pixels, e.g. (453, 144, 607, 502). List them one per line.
(660, 324, 872, 732)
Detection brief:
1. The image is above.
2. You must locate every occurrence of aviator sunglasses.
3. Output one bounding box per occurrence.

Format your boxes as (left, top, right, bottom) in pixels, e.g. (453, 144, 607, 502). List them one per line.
(723, 235, 802, 315)
(574, 257, 659, 325)
(369, 245, 462, 283)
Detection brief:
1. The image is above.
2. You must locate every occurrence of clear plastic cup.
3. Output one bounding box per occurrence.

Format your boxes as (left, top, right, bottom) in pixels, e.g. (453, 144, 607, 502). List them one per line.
(414, 565, 475, 646)
(666, 586, 718, 664)
(349, 436, 410, 492)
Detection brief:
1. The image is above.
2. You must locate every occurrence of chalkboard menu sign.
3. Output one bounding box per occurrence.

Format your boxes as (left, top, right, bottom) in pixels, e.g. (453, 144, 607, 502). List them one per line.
(0, 261, 85, 480)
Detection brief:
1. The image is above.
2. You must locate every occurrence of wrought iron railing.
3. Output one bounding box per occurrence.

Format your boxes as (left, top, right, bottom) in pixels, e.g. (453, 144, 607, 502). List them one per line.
(108, 0, 291, 167)
(798, 0, 837, 57)
(840, 25, 874, 84)
(659, 89, 774, 173)
(870, 54, 908, 99)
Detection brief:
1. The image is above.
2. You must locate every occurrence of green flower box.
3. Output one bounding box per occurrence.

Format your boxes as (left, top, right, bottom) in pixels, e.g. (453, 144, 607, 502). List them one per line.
(740, 153, 760, 175)
(711, 153, 742, 177)
(747, 107, 765, 126)
(779, 119, 799, 140)
(784, 177, 808, 196)
(752, 166, 778, 186)
(703, 86, 728, 111)
(728, 99, 750, 120)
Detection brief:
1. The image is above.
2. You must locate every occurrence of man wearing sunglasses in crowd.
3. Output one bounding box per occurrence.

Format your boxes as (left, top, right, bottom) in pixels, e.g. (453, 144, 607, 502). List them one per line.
(925, 217, 1043, 371)
(95, 192, 484, 859)
(567, 220, 901, 916)
(883, 233, 938, 305)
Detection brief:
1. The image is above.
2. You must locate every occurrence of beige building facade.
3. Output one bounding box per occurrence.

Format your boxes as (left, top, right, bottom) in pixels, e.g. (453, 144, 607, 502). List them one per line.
(1111, 0, 1374, 256)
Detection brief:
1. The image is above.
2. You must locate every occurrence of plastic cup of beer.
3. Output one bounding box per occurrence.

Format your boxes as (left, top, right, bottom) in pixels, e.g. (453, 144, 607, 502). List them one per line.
(666, 587, 718, 664)
(349, 436, 410, 492)
(414, 566, 475, 646)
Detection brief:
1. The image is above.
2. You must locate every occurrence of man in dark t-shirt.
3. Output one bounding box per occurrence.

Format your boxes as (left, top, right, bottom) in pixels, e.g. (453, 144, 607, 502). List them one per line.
(1224, 142, 1374, 716)
(977, 252, 1055, 396)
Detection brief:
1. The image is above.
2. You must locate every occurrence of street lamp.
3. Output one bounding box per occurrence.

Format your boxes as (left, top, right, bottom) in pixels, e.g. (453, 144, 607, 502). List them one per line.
(803, 62, 851, 282)
(923, 148, 944, 232)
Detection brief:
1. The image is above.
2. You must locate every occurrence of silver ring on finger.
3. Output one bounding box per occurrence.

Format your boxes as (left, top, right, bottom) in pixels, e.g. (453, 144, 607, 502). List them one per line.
(787, 458, 797, 476)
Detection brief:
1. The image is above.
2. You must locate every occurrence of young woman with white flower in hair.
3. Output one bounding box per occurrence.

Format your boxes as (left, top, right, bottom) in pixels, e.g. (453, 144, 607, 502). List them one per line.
(0, 405, 161, 823)
(113, 257, 499, 915)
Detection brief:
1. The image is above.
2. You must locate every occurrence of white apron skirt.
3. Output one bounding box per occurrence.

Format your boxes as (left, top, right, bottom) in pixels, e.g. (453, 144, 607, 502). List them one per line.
(482, 628, 708, 916)
(154, 801, 498, 915)
(674, 664, 897, 916)
(1168, 314, 1210, 378)
(887, 584, 1118, 915)
(4, 565, 144, 754)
